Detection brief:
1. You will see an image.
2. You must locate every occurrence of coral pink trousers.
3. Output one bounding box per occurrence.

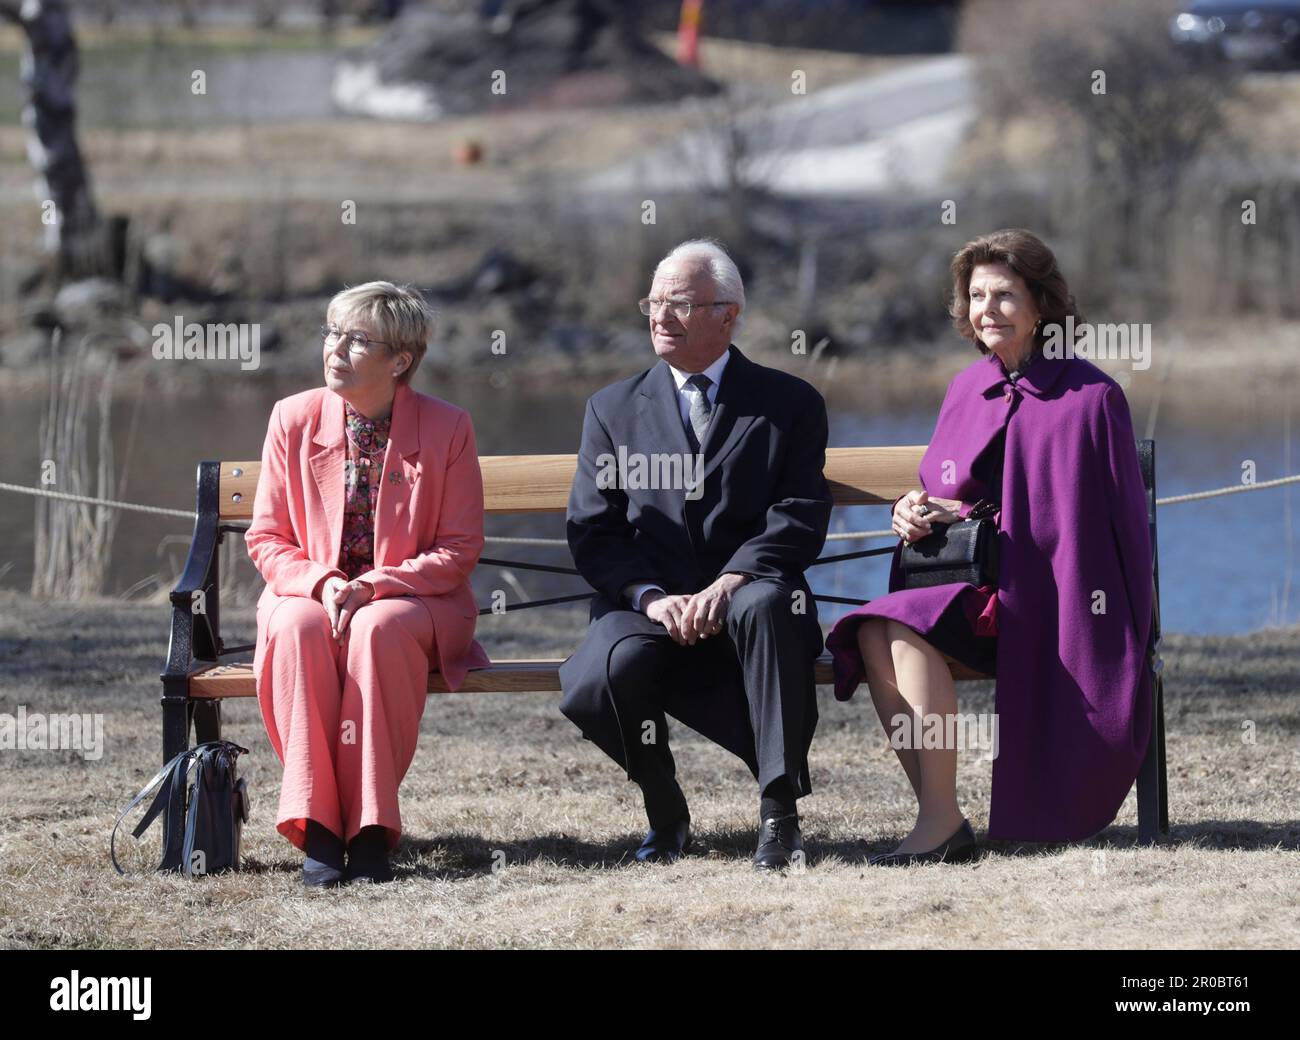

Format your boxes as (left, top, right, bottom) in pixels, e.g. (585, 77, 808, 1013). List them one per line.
(254, 593, 435, 854)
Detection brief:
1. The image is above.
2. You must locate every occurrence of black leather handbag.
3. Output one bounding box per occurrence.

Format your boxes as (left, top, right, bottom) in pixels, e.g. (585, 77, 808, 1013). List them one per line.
(899, 499, 1000, 590)
(111, 740, 250, 878)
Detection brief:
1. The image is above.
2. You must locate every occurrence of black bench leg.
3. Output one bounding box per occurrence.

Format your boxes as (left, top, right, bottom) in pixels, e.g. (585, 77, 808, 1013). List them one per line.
(1136, 671, 1168, 845)
(1156, 674, 1169, 832)
(162, 695, 189, 765)
(192, 699, 222, 745)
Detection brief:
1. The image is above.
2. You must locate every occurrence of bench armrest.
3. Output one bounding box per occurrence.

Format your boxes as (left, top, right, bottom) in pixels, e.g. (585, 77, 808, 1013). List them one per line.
(162, 462, 225, 686)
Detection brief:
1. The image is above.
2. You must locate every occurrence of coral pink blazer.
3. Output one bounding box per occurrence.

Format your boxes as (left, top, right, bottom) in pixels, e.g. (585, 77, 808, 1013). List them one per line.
(246, 381, 491, 690)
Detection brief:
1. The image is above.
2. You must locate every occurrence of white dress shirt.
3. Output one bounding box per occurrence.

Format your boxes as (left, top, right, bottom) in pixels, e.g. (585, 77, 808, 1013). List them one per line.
(667, 347, 729, 428)
(623, 349, 732, 612)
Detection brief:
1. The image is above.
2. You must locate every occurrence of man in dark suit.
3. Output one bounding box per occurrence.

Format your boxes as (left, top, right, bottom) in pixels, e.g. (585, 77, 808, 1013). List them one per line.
(559, 239, 832, 870)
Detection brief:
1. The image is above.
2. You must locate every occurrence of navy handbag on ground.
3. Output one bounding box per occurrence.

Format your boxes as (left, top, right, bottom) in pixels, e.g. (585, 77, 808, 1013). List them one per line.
(111, 740, 250, 878)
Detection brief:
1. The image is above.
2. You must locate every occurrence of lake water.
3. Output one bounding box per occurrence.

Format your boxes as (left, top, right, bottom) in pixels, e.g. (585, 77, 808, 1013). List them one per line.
(0, 376, 1295, 636)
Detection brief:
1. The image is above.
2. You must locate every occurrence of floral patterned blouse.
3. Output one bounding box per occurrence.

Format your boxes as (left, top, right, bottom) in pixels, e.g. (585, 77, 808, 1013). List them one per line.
(339, 400, 391, 580)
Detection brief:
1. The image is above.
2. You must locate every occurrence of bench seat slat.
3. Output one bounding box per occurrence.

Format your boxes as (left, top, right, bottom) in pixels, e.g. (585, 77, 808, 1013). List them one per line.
(188, 655, 991, 699)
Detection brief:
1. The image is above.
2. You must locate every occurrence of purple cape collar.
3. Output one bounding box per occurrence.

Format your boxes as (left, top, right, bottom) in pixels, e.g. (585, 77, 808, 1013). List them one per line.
(972, 349, 1070, 399)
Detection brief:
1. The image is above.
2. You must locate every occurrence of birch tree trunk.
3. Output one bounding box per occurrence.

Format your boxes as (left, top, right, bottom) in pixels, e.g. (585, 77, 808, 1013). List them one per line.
(0, 0, 103, 279)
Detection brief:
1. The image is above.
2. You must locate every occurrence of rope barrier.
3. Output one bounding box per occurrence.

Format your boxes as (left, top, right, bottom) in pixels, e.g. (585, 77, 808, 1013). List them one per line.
(8, 470, 1293, 621)
(3, 473, 1299, 547)
(0, 481, 197, 520)
(477, 535, 573, 546)
(1147, 473, 1300, 505)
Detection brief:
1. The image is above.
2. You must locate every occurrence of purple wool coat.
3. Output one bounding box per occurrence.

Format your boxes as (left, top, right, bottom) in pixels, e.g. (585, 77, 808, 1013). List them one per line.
(825, 350, 1154, 842)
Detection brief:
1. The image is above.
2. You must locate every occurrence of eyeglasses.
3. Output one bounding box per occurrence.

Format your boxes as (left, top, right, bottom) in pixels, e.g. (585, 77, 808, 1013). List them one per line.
(321, 324, 391, 355)
(638, 297, 735, 320)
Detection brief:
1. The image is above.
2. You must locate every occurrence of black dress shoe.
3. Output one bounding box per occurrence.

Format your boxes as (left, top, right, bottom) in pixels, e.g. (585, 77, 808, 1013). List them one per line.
(302, 859, 345, 888)
(345, 856, 395, 884)
(635, 817, 691, 863)
(868, 818, 978, 866)
(753, 813, 803, 871)
(345, 826, 396, 884)
(303, 820, 345, 888)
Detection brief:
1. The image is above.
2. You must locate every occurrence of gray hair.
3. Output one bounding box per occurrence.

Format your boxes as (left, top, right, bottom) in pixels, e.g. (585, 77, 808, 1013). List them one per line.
(655, 238, 745, 326)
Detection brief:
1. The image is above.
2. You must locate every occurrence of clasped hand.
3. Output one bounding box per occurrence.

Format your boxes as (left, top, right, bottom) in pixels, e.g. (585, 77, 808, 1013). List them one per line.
(893, 490, 964, 543)
(642, 573, 748, 646)
(318, 576, 375, 641)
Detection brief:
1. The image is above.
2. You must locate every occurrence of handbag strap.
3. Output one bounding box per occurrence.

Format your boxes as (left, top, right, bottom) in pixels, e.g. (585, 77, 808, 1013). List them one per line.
(181, 753, 208, 879)
(110, 747, 196, 876)
(180, 741, 249, 878)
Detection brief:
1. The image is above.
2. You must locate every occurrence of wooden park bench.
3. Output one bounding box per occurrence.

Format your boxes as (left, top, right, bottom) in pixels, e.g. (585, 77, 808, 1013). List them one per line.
(162, 443, 1168, 843)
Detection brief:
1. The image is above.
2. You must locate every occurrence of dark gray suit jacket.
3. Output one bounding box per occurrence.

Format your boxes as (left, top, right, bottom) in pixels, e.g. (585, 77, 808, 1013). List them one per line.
(566, 343, 833, 605)
(559, 344, 833, 778)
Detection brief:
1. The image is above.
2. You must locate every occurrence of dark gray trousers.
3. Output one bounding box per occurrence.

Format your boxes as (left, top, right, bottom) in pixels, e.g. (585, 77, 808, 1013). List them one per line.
(558, 577, 823, 819)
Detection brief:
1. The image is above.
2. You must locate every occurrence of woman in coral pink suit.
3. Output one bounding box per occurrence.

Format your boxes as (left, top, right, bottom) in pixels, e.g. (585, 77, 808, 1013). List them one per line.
(246, 281, 489, 887)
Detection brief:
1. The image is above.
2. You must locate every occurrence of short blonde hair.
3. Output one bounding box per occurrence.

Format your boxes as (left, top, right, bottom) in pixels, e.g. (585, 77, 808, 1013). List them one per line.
(327, 280, 433, 385)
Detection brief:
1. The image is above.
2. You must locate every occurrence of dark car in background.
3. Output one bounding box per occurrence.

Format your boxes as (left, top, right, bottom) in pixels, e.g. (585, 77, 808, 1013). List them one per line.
(1170, 0, 1300, 67)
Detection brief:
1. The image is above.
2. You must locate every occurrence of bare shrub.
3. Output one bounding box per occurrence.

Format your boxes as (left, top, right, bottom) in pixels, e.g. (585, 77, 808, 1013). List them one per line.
(958, 0, 1242, 314)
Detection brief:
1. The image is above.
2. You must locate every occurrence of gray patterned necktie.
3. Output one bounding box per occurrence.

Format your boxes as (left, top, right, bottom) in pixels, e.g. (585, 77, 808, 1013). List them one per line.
(685, 373, 713, 451)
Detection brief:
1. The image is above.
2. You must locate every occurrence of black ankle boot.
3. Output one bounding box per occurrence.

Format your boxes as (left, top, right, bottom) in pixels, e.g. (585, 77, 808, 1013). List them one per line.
(303, 820, 345, 888)
(345, 826, 395, 884)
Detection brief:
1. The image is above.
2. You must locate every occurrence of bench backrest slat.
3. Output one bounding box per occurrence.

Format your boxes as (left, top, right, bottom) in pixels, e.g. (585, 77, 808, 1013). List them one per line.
(213, 447, 928, 521)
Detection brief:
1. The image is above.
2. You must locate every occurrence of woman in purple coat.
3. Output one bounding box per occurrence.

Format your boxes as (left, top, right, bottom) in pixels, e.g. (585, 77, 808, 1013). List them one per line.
(826, 229, 1153, 865)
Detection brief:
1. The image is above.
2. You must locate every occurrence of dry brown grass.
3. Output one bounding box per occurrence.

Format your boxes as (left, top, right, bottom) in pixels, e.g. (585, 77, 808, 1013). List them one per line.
(1, 589, 1298, 949)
